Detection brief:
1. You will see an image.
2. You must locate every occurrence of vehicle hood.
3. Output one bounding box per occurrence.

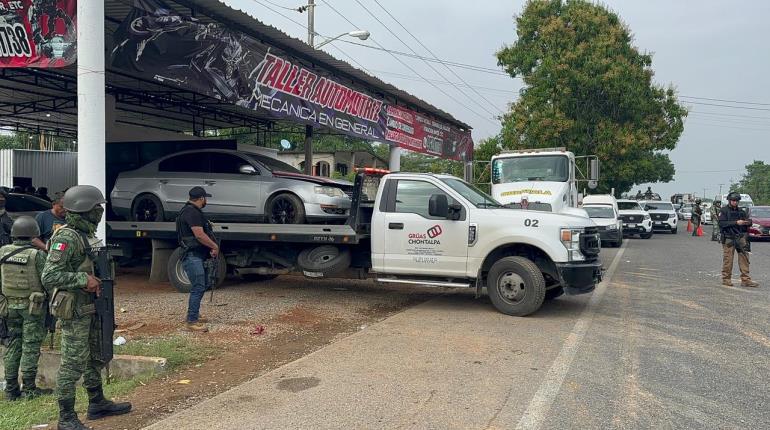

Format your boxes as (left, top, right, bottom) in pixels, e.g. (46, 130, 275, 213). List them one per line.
(646, 209, 676, 214)
(590, 218, 617, 227)
(618, 210, 647, 216)
(271, 171, 353, 189)
(492, 181, 568, 206)
(484, 208, 596, 228)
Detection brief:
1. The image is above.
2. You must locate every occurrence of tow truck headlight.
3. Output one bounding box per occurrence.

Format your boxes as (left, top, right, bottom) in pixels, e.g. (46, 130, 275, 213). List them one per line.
(314, 186, 346, 198)
(560, 228, 584, 260)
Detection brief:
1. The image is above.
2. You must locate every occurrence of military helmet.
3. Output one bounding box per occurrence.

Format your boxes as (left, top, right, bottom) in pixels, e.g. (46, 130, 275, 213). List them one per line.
(695, 199, 702, 204)
(727, 192, 741, 202)
(11, 215, 40, 238)
(62, 185, 106, 213)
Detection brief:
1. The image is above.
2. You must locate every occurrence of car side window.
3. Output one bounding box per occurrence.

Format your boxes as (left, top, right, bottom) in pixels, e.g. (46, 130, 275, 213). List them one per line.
(158, 153, 209, 173)
(209, 153, 255, 175)
(394, 180, 455, 219)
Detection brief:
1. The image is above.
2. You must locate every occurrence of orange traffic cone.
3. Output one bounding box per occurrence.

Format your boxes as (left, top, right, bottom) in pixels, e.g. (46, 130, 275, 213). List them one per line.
(696, 225, 704, 236)
(687, 219, 693, 232)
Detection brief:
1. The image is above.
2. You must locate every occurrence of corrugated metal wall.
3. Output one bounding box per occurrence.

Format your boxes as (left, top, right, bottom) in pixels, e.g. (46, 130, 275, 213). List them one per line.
(8, 150, 78, 194)
(0, 150, 13, 188)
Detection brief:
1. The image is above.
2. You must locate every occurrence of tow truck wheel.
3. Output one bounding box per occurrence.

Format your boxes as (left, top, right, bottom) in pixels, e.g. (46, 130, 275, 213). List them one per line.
(131, 194, 165, 222)
(297, 245, 351, 277)
(486, 256, 546, 317)
(167, 247, 227, 293)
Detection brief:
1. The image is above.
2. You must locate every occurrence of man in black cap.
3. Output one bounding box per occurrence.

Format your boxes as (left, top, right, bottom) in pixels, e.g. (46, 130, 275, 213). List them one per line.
(175, 187, 219, 332)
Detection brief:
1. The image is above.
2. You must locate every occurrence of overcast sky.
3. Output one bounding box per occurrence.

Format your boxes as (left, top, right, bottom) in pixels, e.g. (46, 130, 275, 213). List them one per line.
(224, 0, 770, 199)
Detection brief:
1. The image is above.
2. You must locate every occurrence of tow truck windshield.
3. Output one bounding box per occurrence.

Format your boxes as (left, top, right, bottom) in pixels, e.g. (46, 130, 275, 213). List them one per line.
(492, 155, 569, 184)
(441, 178, 504, 208)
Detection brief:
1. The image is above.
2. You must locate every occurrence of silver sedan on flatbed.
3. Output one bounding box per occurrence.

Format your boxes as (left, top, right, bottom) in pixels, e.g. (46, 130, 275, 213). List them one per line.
(110, 149, 353, 224)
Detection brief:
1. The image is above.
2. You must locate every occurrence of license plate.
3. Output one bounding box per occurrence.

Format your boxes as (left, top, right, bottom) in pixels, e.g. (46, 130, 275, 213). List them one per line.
(628, 224, 637, 228)
(654, 221, 662, 225)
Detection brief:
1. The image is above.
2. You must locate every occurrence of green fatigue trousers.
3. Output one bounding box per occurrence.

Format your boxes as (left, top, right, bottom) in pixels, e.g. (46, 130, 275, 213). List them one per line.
(3, 308, 46, 381)
(56, 314, 104, 402)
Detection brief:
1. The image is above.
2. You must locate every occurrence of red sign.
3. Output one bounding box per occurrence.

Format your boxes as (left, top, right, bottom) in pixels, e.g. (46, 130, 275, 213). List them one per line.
(0, 0, 77, 68)
(385, 105, 473, 162)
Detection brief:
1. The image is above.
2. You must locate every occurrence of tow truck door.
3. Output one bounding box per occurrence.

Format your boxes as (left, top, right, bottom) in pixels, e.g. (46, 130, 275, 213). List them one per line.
(379, 179, 469, 277)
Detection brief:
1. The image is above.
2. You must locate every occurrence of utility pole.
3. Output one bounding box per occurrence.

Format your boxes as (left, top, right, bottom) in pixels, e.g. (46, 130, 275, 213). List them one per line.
(304, 0, 315, 175)
(718, 183, 725, 197)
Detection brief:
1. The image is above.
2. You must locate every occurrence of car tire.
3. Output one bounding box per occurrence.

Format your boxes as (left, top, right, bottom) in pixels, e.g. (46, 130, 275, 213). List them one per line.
(267, 193, 306, 224)
(130, 194, 165, 222)
(167, 247, 226, 293)
(671, 227, 678, 234)
(641, 232, 653, 239)
(241, 274, 279, 282)
(486, 256, 546, 317)
(297, 245, 351, 277)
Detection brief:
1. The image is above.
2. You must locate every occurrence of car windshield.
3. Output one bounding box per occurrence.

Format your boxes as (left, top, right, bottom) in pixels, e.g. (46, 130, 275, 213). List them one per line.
(750, 207, 770, 218)
(441, 178, 505, 208)
(584, 206, 615, 219)
(645, 203, 674, 211)
(250, 154, 301, 174)
(618, 201, 641, 211)
(492, 155, 569, 183)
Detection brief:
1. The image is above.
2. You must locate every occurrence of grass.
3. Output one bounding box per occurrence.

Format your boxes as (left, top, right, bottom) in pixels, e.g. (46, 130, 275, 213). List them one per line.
(0, 336, 218, 430)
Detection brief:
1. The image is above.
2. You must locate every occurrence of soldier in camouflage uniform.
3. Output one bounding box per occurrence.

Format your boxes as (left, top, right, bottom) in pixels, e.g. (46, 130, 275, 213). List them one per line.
(710, 200, 722, 241)
(1, 216, 51, 401)
(41, 186, 131, 430)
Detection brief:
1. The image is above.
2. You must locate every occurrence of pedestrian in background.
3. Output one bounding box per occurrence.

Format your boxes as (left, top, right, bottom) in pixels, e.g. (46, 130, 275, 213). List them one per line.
(0, 190, 12, 246)
(719, 192, 758, 288)
(691, 199, 703, 237)
(710, 200, 721, 241)
(34, 191, 66, 250)
(175, 187, 218, 333)
(1, 216, 52, 401)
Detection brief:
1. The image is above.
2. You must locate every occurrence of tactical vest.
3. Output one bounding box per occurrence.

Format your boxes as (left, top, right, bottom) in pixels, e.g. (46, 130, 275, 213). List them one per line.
(51, 226, 102, 274)
(176, 203, 215, 251)
(0, 244, 43, 299)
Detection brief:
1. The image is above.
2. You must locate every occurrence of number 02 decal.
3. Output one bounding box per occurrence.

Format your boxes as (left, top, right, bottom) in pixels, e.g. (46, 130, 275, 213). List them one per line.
(524, 219, 539, 227)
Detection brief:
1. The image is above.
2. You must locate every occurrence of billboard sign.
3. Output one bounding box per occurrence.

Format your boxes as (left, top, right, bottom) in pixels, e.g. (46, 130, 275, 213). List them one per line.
(0, 0, 77, 68)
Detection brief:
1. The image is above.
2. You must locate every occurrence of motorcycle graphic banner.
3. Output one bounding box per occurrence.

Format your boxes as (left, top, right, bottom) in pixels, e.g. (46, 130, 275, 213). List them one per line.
(0, 0, 77, 68)
(111, 0, 473, 159)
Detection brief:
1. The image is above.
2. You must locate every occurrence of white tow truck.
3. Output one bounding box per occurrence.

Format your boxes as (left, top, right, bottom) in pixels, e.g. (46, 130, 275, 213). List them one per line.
(109, 169, 603, 317)
(489, 148, 599, 217)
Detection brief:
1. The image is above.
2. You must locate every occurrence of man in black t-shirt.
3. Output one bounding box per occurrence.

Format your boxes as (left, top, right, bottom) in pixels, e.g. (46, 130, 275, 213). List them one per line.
(176, 187, 219, 332)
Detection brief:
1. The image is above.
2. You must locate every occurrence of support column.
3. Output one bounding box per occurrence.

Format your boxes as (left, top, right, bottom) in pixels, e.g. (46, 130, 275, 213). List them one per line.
(389, 145, 401, 172)
(78, 0, 106, 240)
(304, 125, 313, 175)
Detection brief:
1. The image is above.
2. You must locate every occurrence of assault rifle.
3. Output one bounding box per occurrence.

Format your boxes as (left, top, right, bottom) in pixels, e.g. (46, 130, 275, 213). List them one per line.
(92, 247, 115, 364)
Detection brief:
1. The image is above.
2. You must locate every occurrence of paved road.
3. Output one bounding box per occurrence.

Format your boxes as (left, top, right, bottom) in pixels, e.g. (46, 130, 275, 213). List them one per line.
(145, 225, 770, 430)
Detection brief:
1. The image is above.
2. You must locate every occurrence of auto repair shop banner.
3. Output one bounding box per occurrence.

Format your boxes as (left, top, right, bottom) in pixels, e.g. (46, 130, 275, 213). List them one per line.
(110, 0, 473, 161)
(0, 0, 77, 68)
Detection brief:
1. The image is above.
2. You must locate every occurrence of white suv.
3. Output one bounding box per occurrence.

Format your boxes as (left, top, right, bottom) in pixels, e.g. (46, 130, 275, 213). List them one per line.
(642, 201, 678, 234)
(617, 200, 653, 239)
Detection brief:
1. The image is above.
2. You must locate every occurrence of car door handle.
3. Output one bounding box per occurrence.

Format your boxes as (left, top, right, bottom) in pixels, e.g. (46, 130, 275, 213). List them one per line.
(389, 223, 404, 230)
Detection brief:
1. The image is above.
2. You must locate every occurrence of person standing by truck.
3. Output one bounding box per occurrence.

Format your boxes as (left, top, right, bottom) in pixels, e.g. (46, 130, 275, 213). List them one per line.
(719, 192, 758, 288)
(175, 187, 218, 333)
(33, 191, 67, 250)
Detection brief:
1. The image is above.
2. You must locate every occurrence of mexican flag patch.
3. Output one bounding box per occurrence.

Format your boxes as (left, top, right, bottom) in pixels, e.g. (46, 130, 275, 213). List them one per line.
(52, 242, 68, 252)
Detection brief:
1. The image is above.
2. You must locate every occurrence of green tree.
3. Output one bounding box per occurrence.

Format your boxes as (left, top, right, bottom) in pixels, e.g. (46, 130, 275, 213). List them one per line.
(495, 0, 686, 195)
(730, 160, 770, 205)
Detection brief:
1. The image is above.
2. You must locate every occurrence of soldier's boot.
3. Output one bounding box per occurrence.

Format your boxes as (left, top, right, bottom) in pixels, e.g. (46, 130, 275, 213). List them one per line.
(86, 385, 132, 420)
(57, 399, 88, 430)
(4, 378, 21, 401)
(21, 376, 54, 399)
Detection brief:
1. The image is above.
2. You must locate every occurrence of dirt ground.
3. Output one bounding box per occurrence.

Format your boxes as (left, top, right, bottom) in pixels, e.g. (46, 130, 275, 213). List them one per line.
(94, 267, 447, 430)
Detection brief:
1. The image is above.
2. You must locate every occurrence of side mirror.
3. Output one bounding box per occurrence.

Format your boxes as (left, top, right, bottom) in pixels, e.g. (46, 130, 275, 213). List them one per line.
(428, 194, 449, 218)
(239, 165, 257, 175)
(448, 203, 463, 221)
(589, 158, 599, 182)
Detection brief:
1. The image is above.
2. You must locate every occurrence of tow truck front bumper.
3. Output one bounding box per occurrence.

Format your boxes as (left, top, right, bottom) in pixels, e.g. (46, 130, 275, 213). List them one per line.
(555, 260, 603, 295)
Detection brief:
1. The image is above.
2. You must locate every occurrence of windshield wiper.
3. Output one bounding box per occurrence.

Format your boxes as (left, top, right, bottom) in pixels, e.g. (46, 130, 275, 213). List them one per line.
(478, 202, 504, 208)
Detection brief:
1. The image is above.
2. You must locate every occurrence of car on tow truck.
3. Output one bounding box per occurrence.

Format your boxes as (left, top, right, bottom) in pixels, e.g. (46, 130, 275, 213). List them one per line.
(110, 170, 603, 317)
(617, 199, 652, 239)
(642, 201, 678, 234)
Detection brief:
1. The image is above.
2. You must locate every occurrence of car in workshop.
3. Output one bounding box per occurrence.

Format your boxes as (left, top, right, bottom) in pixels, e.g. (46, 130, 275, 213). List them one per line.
(642, 201, 678, 234)
(110, 149, 353, 224)
(748, 206, 770, 241)
(617, 199, 652, 239)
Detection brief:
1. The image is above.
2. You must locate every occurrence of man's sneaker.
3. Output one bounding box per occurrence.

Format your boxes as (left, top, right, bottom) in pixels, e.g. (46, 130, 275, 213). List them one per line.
(186, 322, 209, 332)
(741, 281, 759, 288)
(722, 280, 733, 287)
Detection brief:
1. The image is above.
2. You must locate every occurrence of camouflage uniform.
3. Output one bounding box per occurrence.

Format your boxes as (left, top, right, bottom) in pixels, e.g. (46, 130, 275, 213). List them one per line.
(41, 214, 104, 403)
(1, 239, 48, 400)
(710, 204, 721, 241)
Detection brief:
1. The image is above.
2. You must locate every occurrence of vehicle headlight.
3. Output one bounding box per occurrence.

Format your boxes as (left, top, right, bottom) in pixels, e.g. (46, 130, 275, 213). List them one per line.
(560, 228, 584, 260)
(314, 186, 346, 198)
(753, 223, 761, 229)
(607, 224, 617, 230)
(644, 214, 651, 220)
(669, 214, 677, 219)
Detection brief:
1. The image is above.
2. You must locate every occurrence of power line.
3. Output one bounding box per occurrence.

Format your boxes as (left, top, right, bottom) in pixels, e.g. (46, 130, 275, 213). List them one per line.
(688, 110, 770, 121)
(685, 120, 770, 132)
(319, 0, 498, 126)
(680, 95, 770, 107)
(370, 0, 503, 115)
(682, 100, 770, 112)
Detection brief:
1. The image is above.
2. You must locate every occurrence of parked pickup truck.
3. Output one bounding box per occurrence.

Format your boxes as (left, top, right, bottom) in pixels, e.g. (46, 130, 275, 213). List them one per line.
(109, 170, 603, 316)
